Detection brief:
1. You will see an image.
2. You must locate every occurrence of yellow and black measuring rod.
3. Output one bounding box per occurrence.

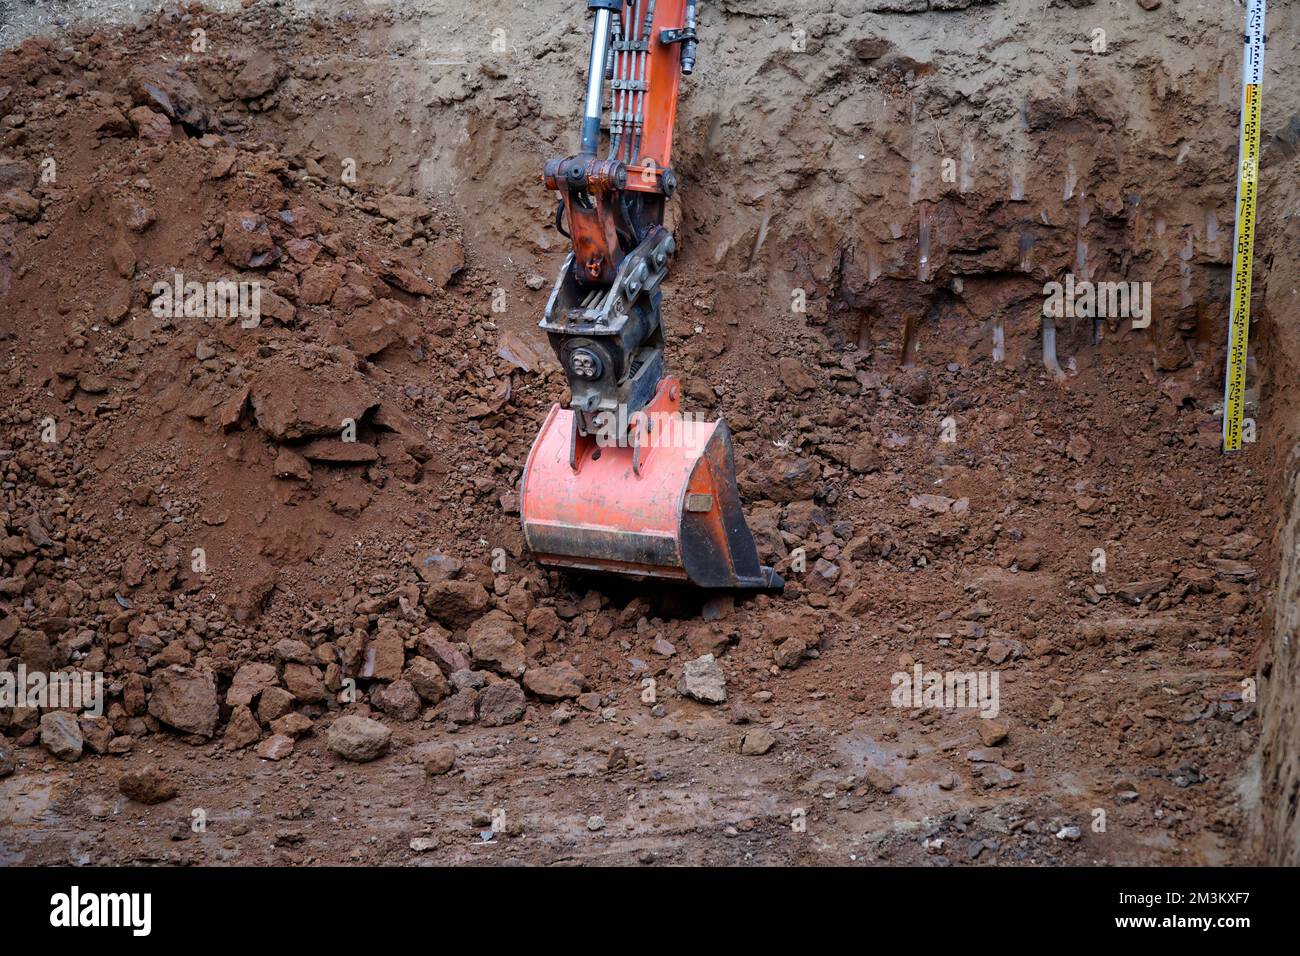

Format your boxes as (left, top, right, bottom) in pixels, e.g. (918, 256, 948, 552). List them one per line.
(1222, 0, 1267, 453)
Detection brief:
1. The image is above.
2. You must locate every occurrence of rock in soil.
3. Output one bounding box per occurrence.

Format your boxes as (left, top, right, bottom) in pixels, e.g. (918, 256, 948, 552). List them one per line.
(147, 667, 220, 738)
(39, 712, 83, 761)
(522, 662, 587, 702)
(740, 728, 776, 755)
(256, 734, 295, 761)
(326, 715, 392, 763)
(478, 679, 526, 726)
(678, 654, 727, 704)
(423, 744, 456, 776)
(118, 767, 179, 805)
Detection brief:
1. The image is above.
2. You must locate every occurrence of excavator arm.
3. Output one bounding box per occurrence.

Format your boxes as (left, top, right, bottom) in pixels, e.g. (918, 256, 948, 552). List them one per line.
(520, 0, 781, 591)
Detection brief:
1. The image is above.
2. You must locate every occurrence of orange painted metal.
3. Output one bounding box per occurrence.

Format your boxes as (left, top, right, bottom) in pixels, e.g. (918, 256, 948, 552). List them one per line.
(622, 163, 665, 194)
(632, 0, 686, 173)
(521, 377, 779, 588)
(544, 156, 626, 286)
(521, 377, 698, 577)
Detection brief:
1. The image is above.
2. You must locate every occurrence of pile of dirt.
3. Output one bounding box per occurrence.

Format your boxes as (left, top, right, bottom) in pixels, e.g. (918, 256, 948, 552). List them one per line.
(0, 2, 1283, 865)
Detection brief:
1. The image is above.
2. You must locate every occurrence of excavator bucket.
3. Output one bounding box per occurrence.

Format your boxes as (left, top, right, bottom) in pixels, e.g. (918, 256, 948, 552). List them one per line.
(520, 378, 782, 590)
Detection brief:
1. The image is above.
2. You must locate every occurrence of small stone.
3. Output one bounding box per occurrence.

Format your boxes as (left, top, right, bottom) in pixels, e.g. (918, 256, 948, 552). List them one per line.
(226, 662, 278, 707)
(282, 663, 328, 703)
(274, 639, 314, 665)
(978, 720, 1009, 747)
(774, 636, 807, 669)
(587, 815, 606, 832)
(985, 640, 1012, 665)
(221, 210, 275, 269)
(686, 626, 731, 659)
(909, 493, 955, 513)
(449, 669, 488, 693)
(522, 662, 586, 701)
(148, 666, 220, 737)
(1013, 543, 1043, 571)
(39, 712, 83, 761)
(417, 632, 472, 675)
(0, 188, 39, 222)
(360, 630, 405, 682)
(729, 700, 758, 724)
(678, 654, 727, 704)
(405, 657, 451, 704)
(479, 679, 526, 726)
(272, 447, 312, 481)
(372, 679, 422, 722)
(468, 621, 527, 677)
(257, 687, 295, 724)
(223, 705, 261, 749)
(849, 439, 880, 474)
(256, 734, 294, 761)
(895, 367, 932, 404)
(440, 689, 480, 725)
(778, 358, 817, 395)
(422, 579, 490, 628)
(232, 52, 287, 100)
(863, 767, 898, 793)
(270, 712, 313, 738)
(740, 728, 776, 755)
(1066, 433, 1092, 463)
(118, 767, 178, 804)
(327, 715, 391, 762)
(424, 744, 456, 776)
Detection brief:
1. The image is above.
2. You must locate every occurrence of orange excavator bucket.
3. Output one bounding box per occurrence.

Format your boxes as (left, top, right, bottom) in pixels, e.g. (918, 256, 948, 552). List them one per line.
(521, 377, 781, 590)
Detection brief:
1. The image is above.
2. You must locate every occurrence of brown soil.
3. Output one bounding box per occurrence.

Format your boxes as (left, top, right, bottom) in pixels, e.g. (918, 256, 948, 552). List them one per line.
(0, 1, 1287, 865)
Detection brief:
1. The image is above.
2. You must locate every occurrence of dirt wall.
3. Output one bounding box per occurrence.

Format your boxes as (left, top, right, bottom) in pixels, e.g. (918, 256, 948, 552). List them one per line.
(1262, 454, 1300, 864)
(1255, 105, 1300, 865)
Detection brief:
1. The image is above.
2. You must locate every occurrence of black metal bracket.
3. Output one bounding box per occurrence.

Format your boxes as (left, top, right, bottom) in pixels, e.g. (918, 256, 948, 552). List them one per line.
(659, 27, 697, 45)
